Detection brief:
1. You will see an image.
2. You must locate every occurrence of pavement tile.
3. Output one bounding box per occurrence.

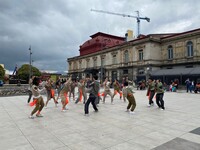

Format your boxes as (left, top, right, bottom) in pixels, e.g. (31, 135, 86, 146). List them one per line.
(152, 137, 200, 150)
(0, 135, 33, 150)
(0, 89, 200, 150)
(181, 132, 200, 144)
(190, 127, 200, 136)
(68, 140, 102, 150)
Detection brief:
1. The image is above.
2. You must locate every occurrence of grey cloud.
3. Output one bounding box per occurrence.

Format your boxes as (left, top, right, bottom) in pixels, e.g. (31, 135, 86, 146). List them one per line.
(0, 0, 200, 72)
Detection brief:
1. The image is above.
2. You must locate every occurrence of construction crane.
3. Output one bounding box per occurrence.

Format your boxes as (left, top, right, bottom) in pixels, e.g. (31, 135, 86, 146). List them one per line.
(91, 9, 150, 37)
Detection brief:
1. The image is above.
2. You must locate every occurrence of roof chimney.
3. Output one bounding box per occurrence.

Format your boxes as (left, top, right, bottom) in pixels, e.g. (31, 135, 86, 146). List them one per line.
(125, 30, 134, 41)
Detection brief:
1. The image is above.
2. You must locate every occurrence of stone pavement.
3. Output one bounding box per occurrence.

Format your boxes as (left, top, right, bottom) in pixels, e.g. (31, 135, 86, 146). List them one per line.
(0, 89, 200, 150)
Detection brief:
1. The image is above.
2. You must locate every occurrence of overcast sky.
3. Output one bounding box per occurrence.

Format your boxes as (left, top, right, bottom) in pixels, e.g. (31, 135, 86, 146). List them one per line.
(0, 0, 200, 72)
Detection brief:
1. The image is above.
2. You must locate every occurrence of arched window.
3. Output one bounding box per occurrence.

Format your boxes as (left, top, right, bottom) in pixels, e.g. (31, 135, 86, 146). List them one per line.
(167, 45, 173, 59)
(187, 41, 193, 57)
(124, 50, 129, 63)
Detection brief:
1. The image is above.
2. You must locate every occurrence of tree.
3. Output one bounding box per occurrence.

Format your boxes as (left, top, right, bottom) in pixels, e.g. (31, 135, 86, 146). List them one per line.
(18, 64, 41, 82)
(0, 65, 5, 80)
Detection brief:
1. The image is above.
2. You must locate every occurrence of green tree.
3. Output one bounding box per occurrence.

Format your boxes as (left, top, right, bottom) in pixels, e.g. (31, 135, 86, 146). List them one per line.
(0, 65, 5, 80)
(18, 64, 41, 82)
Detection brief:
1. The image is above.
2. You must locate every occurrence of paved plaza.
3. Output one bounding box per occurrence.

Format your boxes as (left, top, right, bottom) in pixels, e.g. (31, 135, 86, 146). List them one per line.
(0, 89, 200, 150)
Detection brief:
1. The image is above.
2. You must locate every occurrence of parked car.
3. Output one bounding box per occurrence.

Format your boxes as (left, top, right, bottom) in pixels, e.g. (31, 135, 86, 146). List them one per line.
(0, 80, 4, 86)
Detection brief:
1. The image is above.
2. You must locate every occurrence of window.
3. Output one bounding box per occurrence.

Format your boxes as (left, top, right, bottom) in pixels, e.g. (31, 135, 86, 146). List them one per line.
(139, 50, 143, 61)
(73, 62, 77, 70)
(167, 45, 173, 59)
(102, 58, 105, 66)
(93, 59, 97, 67)
(187, 41, 193, 57)
(112, 55, 117, 64)
(79, 60, 82, 69)
(123, 69, 128, 74)
(69, 63, 71, 70)
(138, 68, 144, 75)
(86, 59, 90, 67)
(124, 50, 129, 63)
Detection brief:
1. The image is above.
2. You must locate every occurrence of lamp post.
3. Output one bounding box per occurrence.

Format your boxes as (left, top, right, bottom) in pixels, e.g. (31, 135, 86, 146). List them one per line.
(29, 46, 32, 80)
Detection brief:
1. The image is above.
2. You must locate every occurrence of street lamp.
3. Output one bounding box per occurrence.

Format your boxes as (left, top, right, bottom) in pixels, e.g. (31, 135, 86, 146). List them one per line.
(29, 46, 32, 80)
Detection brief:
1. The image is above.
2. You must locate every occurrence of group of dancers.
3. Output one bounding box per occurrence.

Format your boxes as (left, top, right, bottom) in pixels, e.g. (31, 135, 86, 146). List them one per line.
(28, 75, 165, 119)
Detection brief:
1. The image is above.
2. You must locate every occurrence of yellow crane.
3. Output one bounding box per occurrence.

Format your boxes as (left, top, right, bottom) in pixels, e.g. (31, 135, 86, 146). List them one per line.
(91, 9, 150, 37)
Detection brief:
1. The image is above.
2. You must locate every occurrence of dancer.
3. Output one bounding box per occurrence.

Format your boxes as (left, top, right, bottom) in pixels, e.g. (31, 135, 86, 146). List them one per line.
(56, 76, 62, 100)
(45, 78, 58, 108)
(84, 75, 99, 116)
(69, 80, 76, 101)
(75, 79, 87, 104)
(146, 78, 155, 106)
(27, 75, 35, 103)
(102, 77, 113, 104)
(123, 81, 136, 114)
(112, 79, 122, 99)
(155, 79, 165, 110)
(29, 77, 45, 119)
(95, 79, 102, 106)
(59, 77, 72, 112)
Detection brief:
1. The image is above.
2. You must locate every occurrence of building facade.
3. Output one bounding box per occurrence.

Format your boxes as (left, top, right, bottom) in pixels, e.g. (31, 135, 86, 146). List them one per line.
(68, 28, 200, 84)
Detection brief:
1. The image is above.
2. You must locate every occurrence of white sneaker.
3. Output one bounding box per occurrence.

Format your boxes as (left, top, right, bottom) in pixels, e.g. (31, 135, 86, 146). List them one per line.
(129, 111, 135, 114)
(160, 108, 164, 111)
(111, 102, 114, 105)
(61, 109, 67, 112)
(147, 104, 151, 107)
(29, 115, 34, 119)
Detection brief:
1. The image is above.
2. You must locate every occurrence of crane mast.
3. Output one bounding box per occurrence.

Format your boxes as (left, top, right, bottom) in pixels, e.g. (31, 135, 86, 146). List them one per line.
(91, 9, 150, 37)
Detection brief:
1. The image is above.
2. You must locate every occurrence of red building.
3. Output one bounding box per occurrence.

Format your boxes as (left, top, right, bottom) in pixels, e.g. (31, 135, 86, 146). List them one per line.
(79, 32, 125, 56)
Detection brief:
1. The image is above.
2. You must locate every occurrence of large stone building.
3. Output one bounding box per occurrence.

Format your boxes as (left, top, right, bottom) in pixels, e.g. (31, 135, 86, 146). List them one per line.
(67, 28, 200, 84)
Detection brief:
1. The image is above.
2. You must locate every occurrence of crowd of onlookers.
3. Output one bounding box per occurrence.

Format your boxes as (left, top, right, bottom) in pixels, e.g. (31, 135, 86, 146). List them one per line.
(136, 78, 200, 93)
